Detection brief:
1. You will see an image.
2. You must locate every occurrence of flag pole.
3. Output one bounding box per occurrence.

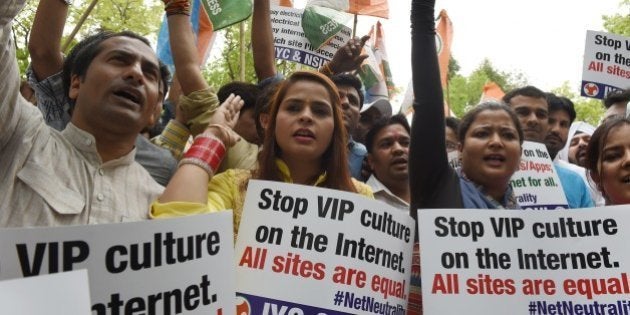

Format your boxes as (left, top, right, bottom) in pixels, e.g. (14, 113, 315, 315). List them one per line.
(62, 0, 100, 53)
(352, 14, 358, 38)
(239, 21, 246, 81)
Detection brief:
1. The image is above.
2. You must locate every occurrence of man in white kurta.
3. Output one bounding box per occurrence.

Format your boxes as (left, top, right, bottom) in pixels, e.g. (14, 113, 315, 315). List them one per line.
(0, 0, 163, 227)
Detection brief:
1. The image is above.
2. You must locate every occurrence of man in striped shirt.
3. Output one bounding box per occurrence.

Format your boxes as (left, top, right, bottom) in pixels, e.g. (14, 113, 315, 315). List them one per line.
(0, 0, 168, 227)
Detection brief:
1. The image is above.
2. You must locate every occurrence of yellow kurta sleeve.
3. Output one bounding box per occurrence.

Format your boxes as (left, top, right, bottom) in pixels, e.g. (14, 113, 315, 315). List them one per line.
(151, 170, 246, 216)
(151, 169, 251, 239)
(179, 87, 220, 136)
(217, 139, 259, 172)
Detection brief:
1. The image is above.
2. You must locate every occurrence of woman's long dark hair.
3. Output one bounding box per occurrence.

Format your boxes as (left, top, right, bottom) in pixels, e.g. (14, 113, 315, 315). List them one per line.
(254, 71, 357, 193)
(585, 116, 630, 200)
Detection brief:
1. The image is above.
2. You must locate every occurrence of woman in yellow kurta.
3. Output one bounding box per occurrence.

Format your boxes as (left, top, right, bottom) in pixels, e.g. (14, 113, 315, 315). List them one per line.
(153, 70, 372, 237)
(151, 2, 371, 238)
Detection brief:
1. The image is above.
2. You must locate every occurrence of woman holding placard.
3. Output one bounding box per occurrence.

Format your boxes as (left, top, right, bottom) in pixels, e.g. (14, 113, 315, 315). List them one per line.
(151, 1, 371, 237)
(407, 2, 525, 313)
(408, 0, 524, 212)
(585, 116, 630, 205)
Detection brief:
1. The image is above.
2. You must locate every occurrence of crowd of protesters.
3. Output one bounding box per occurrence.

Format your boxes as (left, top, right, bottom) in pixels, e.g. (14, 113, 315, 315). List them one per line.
(1, 0, 630, 314)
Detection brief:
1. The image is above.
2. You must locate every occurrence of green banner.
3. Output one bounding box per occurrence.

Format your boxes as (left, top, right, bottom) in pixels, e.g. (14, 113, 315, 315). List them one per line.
(301, 5, 350, 50)
(203, 0, 253, 31)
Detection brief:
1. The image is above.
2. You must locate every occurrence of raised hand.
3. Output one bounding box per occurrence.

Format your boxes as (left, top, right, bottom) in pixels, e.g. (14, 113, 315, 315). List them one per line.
(327, 35, 370, 74)
(204, 93, 245, 147)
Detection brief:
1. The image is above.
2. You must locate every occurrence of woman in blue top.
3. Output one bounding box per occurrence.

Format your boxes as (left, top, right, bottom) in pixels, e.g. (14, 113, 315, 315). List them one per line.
(408, 0, 525, 214)
(407, 3, 525, 312)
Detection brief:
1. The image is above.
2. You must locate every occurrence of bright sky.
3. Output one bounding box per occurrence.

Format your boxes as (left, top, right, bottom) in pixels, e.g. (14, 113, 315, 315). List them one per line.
(295, 0, 624, 97)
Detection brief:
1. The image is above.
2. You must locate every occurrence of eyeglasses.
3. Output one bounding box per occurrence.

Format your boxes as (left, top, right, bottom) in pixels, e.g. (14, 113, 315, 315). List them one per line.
(446, 141, 458, 152)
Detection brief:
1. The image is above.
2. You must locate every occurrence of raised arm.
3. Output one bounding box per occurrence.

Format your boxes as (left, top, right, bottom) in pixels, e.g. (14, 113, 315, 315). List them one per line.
(165, 7, 207, 94)
(408, 0, 460, 216)
(157, 94, 243, 204)
(157, 1, 244, 205)
(27, 0, 67, 80)
(0, 0, 29, 147)
(252, 0, 277, 81)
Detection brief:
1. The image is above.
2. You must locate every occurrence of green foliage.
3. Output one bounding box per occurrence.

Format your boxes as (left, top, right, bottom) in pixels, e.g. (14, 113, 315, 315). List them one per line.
(445, 74, 469, 117)
(447, 55, 460, 81)
(203, 18, 301, 88)
(12, 0, 38, 78)
(70, 0, 163, 41)
(446, 58, 528, 117)
(603, 0, 630, 36)
(203, 20, 256, 87)
(14, 0, 298, 89)
(551, 81, 605, 126)
(11, 0, 162, 77)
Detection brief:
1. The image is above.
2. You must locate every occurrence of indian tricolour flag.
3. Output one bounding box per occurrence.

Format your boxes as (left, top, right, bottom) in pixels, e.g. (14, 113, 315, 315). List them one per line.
(436, 9, 453, 90)
(156, 0, 252, 72)
(271, 0, 293, 6)
(358, 21, 392, 103)
(308, 0, 388, 18)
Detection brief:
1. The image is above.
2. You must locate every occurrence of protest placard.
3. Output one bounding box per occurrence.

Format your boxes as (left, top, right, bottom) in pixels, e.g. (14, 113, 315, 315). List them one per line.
(0, 270, 90, 315)
(510, 141, 568, 209)
(0, 213, 235, 315)
(235, 180, 414, 314)
(581, 30, 630, 99)
(418, 206, 630, 315)
(271, 5, 352, 68)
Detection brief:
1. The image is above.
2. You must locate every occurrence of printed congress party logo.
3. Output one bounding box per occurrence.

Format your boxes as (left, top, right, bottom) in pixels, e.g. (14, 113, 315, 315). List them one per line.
(236, 295, 251, 315)
(583, 82, 600, 97)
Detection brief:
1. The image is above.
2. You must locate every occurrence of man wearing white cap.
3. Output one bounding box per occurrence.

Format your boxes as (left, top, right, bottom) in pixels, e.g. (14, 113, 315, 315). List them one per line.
(354, 97, 392, 144)
(555, 121, 603, 206)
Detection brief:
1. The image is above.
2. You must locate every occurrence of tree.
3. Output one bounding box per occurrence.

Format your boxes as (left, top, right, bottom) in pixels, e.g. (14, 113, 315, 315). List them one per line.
(12, 0, 38, 77)
(203, 21, 257, 87)
(603, 0, 630, 36)
(69, 0, 163, 42)
(446, 58, 528, 117)
(551, 81, 605, 126)
(203, 18, 301, 88)
(447, 55, 460, 82)
(12, 0, 163, 77)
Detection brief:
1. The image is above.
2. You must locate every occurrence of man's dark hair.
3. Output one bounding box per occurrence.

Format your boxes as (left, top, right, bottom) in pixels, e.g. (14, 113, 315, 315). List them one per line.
(603, 88, 630, 109)
(445, 116, 460, 134)
(330, 74, 364, 109)
(217, 81, 260, 112)
(365, 114, 410, 153)
(63, 30, 170, 107)
(254, 80, 282, 141)
(502, 85, 546, 104)
(546, 93, 576, 124)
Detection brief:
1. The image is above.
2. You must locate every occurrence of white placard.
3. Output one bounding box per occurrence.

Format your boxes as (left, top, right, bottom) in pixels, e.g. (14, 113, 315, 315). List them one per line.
(510, 141, 568, 209)
(419, 206, 630, 315)
(271, 5, 352, 68)
(235, 180, 414, 314)
(0, 213, 235, 314)
(581, 30, 630, 99)
(0, 270, 91, 315)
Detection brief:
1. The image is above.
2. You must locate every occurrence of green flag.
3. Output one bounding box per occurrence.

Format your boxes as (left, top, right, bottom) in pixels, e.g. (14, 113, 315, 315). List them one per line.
(203, 0, 253, 31)
(302, 5, 351, 50)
